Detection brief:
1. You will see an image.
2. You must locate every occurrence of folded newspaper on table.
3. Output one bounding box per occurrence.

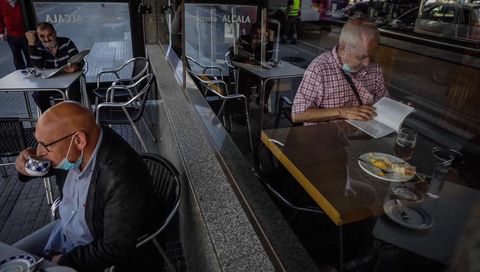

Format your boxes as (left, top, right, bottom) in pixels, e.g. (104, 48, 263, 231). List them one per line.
(41, 48, 90, 79)
(346, 97, 415, 138)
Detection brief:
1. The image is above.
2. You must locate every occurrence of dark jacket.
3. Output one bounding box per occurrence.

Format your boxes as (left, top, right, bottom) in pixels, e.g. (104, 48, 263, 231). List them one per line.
(21, 126, 159, 271)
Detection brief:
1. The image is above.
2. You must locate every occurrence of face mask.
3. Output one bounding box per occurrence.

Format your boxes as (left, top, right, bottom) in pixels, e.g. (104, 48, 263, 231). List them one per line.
(341, 49, 361, 73)
(54, 135, 83, 171)
(342, 63, 356, 73)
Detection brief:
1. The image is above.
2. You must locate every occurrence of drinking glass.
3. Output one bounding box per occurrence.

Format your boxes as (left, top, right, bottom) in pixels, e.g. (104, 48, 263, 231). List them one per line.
(427, 162, 450, 199)
(395, 128, 417, 161)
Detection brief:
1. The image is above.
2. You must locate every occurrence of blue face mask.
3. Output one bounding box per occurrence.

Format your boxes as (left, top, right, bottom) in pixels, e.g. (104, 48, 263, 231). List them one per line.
(341, 50, 361, 73)
(342, 63, 356, 73)
(54, 135, 83, 171)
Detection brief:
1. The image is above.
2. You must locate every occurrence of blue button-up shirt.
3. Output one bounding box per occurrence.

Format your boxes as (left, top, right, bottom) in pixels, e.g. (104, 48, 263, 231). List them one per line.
(44, 129, 103, 255)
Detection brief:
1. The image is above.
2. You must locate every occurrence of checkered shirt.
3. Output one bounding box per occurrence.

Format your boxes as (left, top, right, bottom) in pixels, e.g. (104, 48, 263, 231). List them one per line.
(292, 46, 389, 125)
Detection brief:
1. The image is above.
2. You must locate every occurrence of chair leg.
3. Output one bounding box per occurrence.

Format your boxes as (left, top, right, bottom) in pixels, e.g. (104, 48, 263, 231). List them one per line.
(95, 97, 99, 113)
(245, 112, 253, 151)
(0, 157, 7, 178)
(43, 177, 54, 205)
(141, 116, 157, 143)
(152, 238, 176, 272)
(122, 108, 149, 152)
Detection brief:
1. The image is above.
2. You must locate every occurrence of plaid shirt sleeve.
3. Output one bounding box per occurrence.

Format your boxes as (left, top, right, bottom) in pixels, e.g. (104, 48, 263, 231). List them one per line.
(373, 65, 389, 102)
(292, 59, 323, 116)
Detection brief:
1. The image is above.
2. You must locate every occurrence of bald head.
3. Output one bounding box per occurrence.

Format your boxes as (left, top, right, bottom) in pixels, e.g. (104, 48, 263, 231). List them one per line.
(339, 18, 379, 49)
(37, 102, 97, 137)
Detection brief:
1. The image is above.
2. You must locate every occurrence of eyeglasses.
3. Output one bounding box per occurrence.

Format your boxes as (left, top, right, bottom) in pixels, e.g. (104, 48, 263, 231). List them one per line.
(37, 132, 76, 152)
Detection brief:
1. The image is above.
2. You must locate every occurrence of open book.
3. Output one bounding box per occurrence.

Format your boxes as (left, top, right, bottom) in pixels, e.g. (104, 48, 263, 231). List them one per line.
(41, 48, 90, 79)
(346, 97, 415, 138)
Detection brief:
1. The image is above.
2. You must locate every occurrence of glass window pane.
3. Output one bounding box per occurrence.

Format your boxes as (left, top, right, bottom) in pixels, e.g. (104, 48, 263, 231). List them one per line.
(33, 2, 133, 82)
(184, 4, 258, 72)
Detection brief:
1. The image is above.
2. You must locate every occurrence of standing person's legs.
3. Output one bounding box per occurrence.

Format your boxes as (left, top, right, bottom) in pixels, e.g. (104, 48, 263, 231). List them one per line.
(290, 17, 299, 44)
(19, 36, 31, 67)
(6, 36, 27, 69)
(12, 221, 57, 257)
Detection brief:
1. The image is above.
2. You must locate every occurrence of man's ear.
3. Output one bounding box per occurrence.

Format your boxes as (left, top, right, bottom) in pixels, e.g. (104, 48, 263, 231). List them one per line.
(75, 132, 87, 149)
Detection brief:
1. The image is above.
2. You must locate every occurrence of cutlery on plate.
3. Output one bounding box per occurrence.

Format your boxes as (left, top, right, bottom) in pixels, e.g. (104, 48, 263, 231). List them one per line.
(358, 158, 394, 174)
(395, 199, 410, 220)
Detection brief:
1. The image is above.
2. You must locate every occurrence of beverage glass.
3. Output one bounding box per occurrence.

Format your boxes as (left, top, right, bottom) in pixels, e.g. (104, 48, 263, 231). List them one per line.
(427, 162, 450, 199)
(395, 128, 417, 160)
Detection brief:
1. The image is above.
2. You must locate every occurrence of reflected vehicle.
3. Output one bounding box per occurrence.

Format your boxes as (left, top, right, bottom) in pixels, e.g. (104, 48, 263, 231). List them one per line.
(414, 3, 480, 42)
(389, 6, 419, 30)
(344, 1, 370, 17)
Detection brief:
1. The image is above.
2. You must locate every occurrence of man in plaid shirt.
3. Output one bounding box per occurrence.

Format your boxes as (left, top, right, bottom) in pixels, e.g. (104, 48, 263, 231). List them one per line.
(292, 18, 389, 125)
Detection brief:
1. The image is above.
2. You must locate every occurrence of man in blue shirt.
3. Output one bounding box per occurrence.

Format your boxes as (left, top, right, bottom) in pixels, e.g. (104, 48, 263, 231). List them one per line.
(14, 102, 160, 271)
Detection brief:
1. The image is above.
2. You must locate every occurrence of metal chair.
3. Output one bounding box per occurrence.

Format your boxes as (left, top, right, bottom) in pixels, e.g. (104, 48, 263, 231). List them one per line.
(0, 118, 27, 177)
(107, 153, 181, 272)
(92, 57, 150, 109)
(186, 68, 253, 151)
(185, 56, 223, 79)
(52, 153, 181, 272)
(95, 74, 156, 152)
(224, 51, 239, 93)
(254, 141, 325, 223)
(137, 153, 181, 271)
(274, 96, 301, 128)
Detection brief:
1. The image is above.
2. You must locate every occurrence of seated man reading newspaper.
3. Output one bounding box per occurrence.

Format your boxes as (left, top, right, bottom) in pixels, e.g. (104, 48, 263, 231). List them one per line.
(25, 22, 85, 112)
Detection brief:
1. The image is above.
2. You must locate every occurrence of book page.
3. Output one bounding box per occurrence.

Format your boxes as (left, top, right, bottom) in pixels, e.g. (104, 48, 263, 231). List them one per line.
(372, 97, 415, 131)
(346, 119, 396, 138)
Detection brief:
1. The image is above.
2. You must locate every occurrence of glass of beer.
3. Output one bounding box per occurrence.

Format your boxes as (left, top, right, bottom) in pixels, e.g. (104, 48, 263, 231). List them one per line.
(395, 128, 417, 160)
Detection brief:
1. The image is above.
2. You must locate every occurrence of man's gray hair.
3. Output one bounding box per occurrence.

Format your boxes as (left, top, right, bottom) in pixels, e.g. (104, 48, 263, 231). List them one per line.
(339, 18, 380, 48)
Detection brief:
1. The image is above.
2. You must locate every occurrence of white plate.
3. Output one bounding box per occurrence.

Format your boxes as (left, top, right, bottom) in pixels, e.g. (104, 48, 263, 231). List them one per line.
(358, 152, 414, 182)
(383, 199, 433, 230)
(0, 254, 36, 272)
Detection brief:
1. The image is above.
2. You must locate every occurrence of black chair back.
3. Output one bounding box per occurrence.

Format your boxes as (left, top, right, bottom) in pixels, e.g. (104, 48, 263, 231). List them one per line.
(137, 153, 181, 247)
(0, 118, 27, 157)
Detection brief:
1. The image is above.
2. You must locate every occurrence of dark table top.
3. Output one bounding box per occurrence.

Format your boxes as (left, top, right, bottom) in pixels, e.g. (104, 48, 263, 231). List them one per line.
(373, 181, 480, 265)
(261, 123, 475, 225)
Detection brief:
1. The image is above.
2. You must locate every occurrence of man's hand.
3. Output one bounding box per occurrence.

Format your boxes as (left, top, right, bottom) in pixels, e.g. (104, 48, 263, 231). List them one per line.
(25, 31, 37, 46)
(15, 148, 37, 176)
(63, 63, 80, 73)
(0, 34, 5, 41)
(51, 254, 62, 264)
(339, 105, 376, 121)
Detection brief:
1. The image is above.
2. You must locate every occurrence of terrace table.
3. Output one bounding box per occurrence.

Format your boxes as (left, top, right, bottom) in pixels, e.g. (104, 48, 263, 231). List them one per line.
(260, 123, 477, 269)
(0, 241, 76, 271)
(233, 61, 305, 138)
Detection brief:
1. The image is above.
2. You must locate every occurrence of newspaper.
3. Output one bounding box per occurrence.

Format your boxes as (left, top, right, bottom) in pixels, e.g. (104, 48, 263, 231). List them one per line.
(41, 48, 90, 79)
(346, 97, 415, 138)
